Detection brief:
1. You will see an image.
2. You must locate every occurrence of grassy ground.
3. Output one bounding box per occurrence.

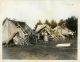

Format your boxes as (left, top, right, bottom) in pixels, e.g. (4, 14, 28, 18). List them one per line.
(2, 39, 77, 60)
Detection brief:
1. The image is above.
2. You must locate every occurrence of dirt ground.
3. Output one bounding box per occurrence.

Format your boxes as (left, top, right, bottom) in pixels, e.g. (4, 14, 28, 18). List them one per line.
(2, 42, 77, 60)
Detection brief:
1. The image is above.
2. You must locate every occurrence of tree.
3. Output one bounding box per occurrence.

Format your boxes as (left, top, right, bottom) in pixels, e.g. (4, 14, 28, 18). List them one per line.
(36, 20, 42, 25)
(65, 16, 78, 35)
(50, 20, 57, 29)
(44, 19, 51, 26)
(58, 19, 65, 26)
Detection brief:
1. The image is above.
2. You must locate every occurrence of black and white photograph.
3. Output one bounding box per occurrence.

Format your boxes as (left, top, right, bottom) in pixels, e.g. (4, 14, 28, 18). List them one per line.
(0, 0, 79, 61)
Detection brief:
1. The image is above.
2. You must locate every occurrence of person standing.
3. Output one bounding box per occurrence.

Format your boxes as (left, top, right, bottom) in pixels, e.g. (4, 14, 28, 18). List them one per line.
(44, 31, 48, 43)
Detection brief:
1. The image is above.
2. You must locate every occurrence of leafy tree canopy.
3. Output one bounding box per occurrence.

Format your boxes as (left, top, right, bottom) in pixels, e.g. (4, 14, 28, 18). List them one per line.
(58, 19, 65, 26)
(50, 20, 57, 29)
(65, 16, 78, 32)
(44, 19, 51, 26)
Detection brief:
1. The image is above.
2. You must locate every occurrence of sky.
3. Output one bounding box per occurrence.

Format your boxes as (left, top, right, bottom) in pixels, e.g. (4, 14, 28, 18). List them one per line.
(0, 0, 80, 29)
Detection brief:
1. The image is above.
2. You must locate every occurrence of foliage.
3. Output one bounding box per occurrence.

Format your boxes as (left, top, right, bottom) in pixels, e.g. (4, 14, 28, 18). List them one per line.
(58, 19, 65, 26)
(65, 16, 78, 32)
(50, 20, 57, 29)
(44, 19, 51, 26)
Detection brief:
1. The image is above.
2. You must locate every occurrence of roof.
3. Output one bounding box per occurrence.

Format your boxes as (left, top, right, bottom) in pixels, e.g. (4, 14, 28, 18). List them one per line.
(3, 18, 35, 35)
(35, 24, 46, 32)
(52, 26, 63, 31)
(53, 25, 74, 35)
(2, 18, 26, 29)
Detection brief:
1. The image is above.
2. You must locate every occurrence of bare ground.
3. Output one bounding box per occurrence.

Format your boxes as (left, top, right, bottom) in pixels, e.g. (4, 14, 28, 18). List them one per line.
(2, 41, 77, 60)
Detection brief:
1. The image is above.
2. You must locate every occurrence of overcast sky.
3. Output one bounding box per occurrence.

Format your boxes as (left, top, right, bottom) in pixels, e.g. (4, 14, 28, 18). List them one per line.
(0, 0, 80, 29)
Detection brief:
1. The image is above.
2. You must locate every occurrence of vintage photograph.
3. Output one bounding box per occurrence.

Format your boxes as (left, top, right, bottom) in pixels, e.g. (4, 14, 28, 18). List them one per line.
(1, 0, 78, 60)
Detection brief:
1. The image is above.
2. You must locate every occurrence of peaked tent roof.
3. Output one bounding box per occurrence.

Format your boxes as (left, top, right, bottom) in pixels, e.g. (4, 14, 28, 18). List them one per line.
(35, 24, 46, 32)
(2, 18, 35, 33)
(52, 25, 74, 35)
(2, 18, 34, 44)
(2, 18, 26, 28)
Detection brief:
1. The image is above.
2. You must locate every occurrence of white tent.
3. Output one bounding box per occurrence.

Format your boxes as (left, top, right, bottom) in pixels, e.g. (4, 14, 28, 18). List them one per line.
(52, 25, 74, 35)
(62, 27, 74, 35)
(2, 18, 18, 44)
(52, 25, 74, 41)
(35, 24, 46, 32)
(2, 18, 32, 45)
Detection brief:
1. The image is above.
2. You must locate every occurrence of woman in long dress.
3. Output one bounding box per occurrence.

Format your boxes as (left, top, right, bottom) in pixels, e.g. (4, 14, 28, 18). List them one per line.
(44, 31, 48, 43)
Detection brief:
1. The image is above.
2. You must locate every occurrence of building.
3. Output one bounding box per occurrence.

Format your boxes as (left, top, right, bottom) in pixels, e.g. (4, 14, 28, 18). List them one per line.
(2, 18, 33, 45)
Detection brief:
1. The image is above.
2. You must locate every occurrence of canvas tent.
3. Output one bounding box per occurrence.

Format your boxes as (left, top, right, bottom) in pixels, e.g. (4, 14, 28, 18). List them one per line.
(35, 24, 74, 41)
(35, 24, 53, 42)
(2, 18, 33, 45)
(52, 25, 74, 40)
(35, 24, 52, 34)
(52, 25, 74, 36)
